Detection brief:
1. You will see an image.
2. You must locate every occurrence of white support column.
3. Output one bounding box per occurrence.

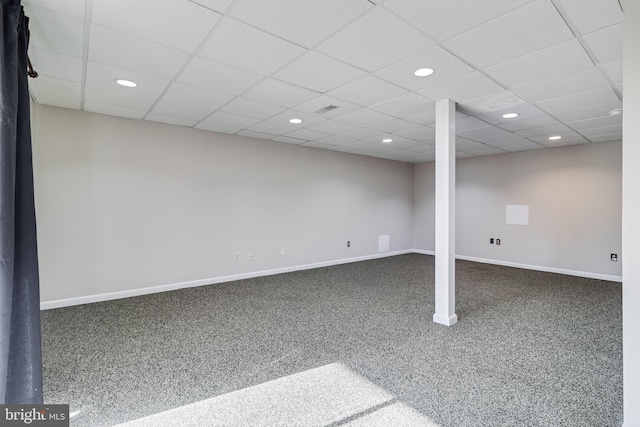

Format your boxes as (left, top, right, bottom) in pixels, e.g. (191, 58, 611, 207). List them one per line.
(433, 98, 457, 326)
(623, 2, 640, 425)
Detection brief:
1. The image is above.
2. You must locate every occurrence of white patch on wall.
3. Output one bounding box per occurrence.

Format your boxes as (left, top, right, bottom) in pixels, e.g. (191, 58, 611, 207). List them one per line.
(378, 235, 390, 253)
(506, 205, 529, 226)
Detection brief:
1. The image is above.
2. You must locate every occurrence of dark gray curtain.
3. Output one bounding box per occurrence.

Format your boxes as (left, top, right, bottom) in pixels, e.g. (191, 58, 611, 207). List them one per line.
(0, 0, 43, 404)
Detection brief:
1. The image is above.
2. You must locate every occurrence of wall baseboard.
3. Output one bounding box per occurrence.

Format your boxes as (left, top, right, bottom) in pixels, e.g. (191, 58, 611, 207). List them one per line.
(41, 249, 621, 310)
(40, 250, 413, 310)
(412, 249, 621, 282)
(455, 254, 622, 283)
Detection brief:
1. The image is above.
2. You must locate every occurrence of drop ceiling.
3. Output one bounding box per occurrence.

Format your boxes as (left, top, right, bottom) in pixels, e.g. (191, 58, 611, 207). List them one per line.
(24, 0, 623, 163)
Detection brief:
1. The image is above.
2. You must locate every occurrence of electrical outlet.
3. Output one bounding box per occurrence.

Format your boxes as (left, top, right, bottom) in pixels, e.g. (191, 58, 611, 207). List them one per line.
(496, 239, 501, 245)
(611, 253, 618, 261)
(280, 248, 285, 256)
(234, 252, 239, 261)
(248, 252, 253, 261)
(490, 238, 494, 244)
(347, 241, 351, 247)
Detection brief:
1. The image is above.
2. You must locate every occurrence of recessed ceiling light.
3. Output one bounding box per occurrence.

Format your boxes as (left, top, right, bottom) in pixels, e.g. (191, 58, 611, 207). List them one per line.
(502, 113, 519, 119)
(414, 68, 434, 77)
(608, 108, 623, 116)
(289, 118, 303, 124)
(382, 138, 393, 143)
(548, 135, 562, 141)
(116, 79, 137, 88)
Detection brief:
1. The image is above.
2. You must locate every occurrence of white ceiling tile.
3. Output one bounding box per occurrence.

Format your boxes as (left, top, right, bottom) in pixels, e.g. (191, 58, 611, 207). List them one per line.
(220, 97, 284, 120)
(267, 110, 326, 127)
(328, 145, 367, 155)
(375, 138, 431, 150)
(601, 60, 623, 85)
(458, 91, 528, 115)
(28, 75, 81, 109)
(317, 8, 434, 72)
(405, 111, 436, 126)
(144, 115, 197, 127)
(567, 114, 622, 130)
(444, 1, 574, 68)
(29, 47, 82, 81)
(483, 39, 594, 88)
(160, 82, 234, 113)
(374, 46, 474, 91)
(305, 120, 359, 135)
(456, 151, 476, 159)
(271, 136, 307, 145)
(229, 0, 371, 48)
(557, 0, 622, 35)
(236, 130, 276, 140)
(588, 132, 622, 142)
(91, 0, 221, 52)
(242, 79, 319, 109)
(542, 138, 589, 148)
(23, 0, 85, 19)
(370, 93, 435, 118)
(489, 139, 545, 152)
(202, 111, 260, 129)
(149, 100, 213, 122)
(578, 124, 623, 137)
(394, 127, 435, 143)
(418, 72, 504, 103)
(195, 122, 242, 135)
(383, 0, 533, 42)
(284, 129, 330, 141)
(27, 5, 83, 57)
(178, 57, 263, 95)
(369, 119, 422, 134)
(340, 140, 396, 153)
(83, 103, 146, 120)
(312, 136, 357, 146)
(458, 126, 515, 142)
(515, 124, 573, 138)
(406, 143, 436, 154)
(199, 18, 306, 76)
(583, 23, 623, 64)
(469, 131, 523, 144)
(86, 62, 170, 98)
(246, 121, 299, 136)
(335, 109, 396, 127)
(328, 75, 408, 106)
(498, 115, 560, 131)
(535, 86, 620, 115)
(292, 95, 361, 119)
(455, 116, 492, 132)
(529, 131, 589, 145)
(472, 103, 548, 126)
(552, 100, 622, 122)
(513, 67, 609, 102)
(273, 51, 367, 93)
(461, 145, 508, 156)
(339, 128, 385, 141)
(89, 25, 189, 80)
(302, 140, 343, 150)
(188, 0, 235, 14)
(85, 86, 157, 111)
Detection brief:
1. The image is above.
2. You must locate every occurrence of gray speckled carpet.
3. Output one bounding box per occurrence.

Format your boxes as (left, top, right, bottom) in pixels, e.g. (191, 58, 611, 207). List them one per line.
(41, 254, 623, 427)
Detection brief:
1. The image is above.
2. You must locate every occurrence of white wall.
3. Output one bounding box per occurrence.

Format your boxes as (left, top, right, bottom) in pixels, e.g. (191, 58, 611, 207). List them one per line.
(414, 141, 622, 280)
(31, 105, 414, 304)
(623, 1, 640, 424)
